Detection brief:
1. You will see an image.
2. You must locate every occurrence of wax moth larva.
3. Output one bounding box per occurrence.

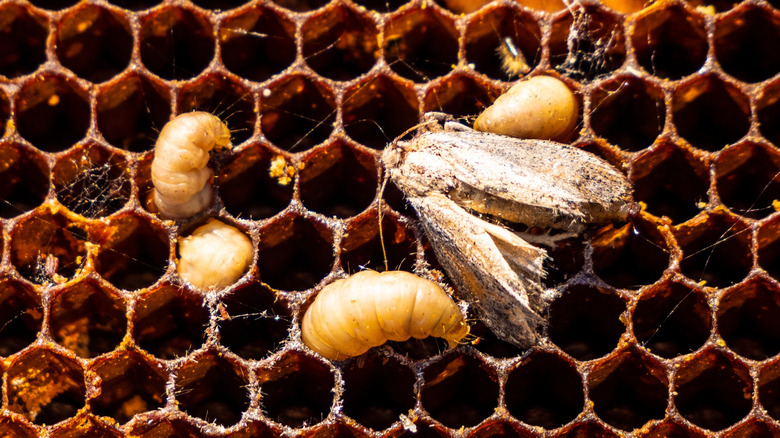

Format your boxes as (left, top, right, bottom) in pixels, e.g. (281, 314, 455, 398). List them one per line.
(301, 270, 468, 360)
(177, 218, 254, 290)
(383, 114, 635, 348)
(151, 111, 232, 219)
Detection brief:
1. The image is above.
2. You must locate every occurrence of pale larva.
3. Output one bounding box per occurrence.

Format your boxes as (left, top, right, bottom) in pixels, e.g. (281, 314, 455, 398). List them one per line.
(177, 218, 254, 290)
(151, 111, 232, 219)
(301, 270, 468, 360)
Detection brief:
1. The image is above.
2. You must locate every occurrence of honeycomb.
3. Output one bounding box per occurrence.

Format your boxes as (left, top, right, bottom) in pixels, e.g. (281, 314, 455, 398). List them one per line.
(0, 0, 779, 436)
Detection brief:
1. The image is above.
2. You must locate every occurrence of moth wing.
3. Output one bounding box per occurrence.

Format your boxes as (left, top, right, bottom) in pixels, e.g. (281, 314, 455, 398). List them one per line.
(409, 193, 548, 348)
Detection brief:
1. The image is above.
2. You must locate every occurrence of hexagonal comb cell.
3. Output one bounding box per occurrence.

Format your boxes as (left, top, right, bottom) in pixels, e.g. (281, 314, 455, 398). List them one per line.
(174, 352, 250, 427)
(423, 74, 502, 118)
(15, 74, 90, 152)
(133, 286, 209, 359)
(758, 80, 780, 147)
(0, 278, 41, 356)
(220, 5, 296, 83)
(632, 280, 711, 358)
(341, 353, 416, 430)
(383, 8, 459, 83)
(715, 142, 780, 220)
(54, 4, 132, 83)
(420, 353, 499, 428)
(0, 3, 47, 78)
(300, 142, 378, 218)
(342, 74, 419, 149)
(340, 209, 417, 273)
(139, 7, 215, 80)
(717, 277, 780, 360)
(759, 361, 780, 422)
(96, 73, 171, 152)
(178, 75, 256, 145)
(673, 349, 753, 431)
(588, 347, 668, 430)
(630, 3, 708, 80)
(49, 278, 127, 358)
(257, 352, 335, 427)
(505, 350, 583, 428)
(217, 283, 292, 360)
(301, 4, 378, 81)
(7, 348, 86, 424)
(53, 143, 131, 218)
(0, 142, 49, 218)
(714, 5, 780, 84)
(90, 351, 167, 423)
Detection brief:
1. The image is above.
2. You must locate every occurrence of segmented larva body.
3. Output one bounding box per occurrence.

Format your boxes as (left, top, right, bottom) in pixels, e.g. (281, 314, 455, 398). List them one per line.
(301, 270, 468, 360)
(152, 112, 232, 219)
(177, 218, 254, 290)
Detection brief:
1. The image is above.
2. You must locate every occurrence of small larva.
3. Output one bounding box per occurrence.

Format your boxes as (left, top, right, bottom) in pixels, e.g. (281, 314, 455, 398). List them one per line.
(301, 270, 468, 360)
(151, 111, 232, 219)
(474, 75, 578, 142)
(177, 218, 254, 290)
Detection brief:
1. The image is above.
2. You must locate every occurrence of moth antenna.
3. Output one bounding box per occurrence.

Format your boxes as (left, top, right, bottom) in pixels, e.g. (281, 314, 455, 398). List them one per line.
(378, 176, 390, 272)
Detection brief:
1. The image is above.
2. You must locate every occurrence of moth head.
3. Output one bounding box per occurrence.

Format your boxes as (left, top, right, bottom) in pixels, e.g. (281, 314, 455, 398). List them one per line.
(381, 139, 413, 171)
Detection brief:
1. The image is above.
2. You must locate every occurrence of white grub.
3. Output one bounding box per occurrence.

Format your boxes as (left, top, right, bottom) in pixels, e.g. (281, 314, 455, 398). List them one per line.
(474, 75, 578, 142)
(301, 270, 468, 360)
(151, 111, 232, 219)
(177, 218, 253, 290)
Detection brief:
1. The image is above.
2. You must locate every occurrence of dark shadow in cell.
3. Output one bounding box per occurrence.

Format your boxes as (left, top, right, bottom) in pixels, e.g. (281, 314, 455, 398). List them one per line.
(590, 77, 665, 151)
(592, 218, 670, 289)
(340, 210, 416, 274)
(674, 349, 752, 431)
(302, 5, 378, 81)
(139, 7, 215, 80)
(49, 279, 127, 358)
(27, 0, 79, 9)
(421, 354, 499, 428)
(90, 351, 167, 423)
(7, 349, 85, 425)
(10, 212, 88, 285)
(758, 81, 780, 148)
(588, 348, 668, 430)
(16, 75, 90, 152)
(633, 281, 711, 359)
(55, 5, 132, 83)
(342, 75, 419, 150)
(178, 75, 256, 145)
(632, 143, 710, 223)
(384, 9, 459, 82)
(759, 362, 780, 422)
(423, 74, 501, 118)
(548, 285, 626, 361)
(218, 283, 291, 360)
(352, 0, 409, 12)
(220, 6, 296, 82)
(0, 279, 41, 357)
(464, 7, 542, 81)
(190, 0, 250, 9)
(716, 142, 780, 220)
(260, 75, 336, 151)
(549, 5, 626, 81)
(542, 235, 586, 288)
(672, 76, 750, 151)
(468, 320, 523, 359)
(105, 0, 161, 9)
(258, 352, 335, 427)
(134, 287, 209, 359)
(715, 6, 780, 83)
(96, 73, 171, 153)
(674, 213, 752, 288)
(717, 277, 780, 360)
(0, 143, 49, 218)
(53, 144, 130, 218)
(300, 142, 378, 218)
(505, 351, 584, 428)
(175, 353, 249, 427)
(0, 5, 47, 78)
(257, 215, 334, 291)
(342, 354, 416, 430)
(630, 4, 708, 80)
(94, 214, 169, 291)
(219, 144, 293, 220)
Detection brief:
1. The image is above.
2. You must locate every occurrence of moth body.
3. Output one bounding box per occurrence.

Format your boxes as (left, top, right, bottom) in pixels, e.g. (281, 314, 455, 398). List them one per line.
(383, 116, 635, 347)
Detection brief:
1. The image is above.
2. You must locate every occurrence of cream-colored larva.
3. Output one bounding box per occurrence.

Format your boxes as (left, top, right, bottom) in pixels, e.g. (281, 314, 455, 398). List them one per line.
(474, 75, 578, 142)
(301, 270, 468, 360)
(151, 111, 232, 219)
(177, 218, 253, 290)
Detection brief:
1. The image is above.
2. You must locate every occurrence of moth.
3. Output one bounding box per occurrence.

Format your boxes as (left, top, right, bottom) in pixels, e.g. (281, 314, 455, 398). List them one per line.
(383, 114, 635, 348)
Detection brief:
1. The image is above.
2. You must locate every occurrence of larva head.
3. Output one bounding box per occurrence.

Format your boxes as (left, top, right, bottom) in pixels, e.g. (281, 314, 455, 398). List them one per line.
(301, 270, 468, 360)
(184, 111, 232, 151)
